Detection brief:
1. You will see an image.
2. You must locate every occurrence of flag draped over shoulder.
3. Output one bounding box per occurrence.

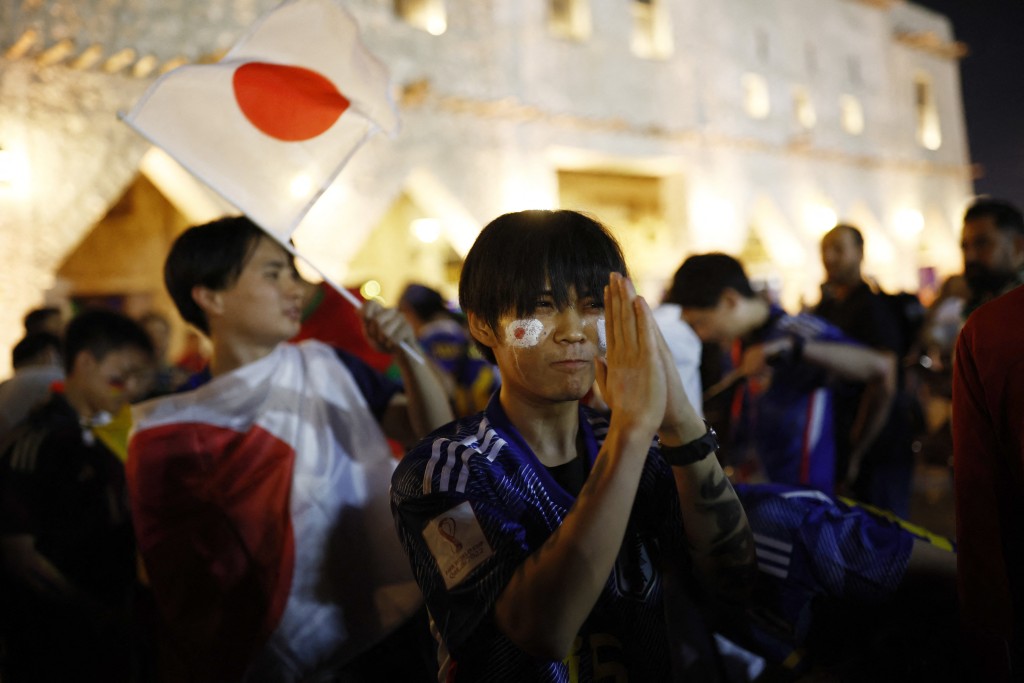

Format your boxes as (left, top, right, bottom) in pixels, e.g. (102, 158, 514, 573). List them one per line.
(121, 0, 398, 241)
(128, 341, 421, 681)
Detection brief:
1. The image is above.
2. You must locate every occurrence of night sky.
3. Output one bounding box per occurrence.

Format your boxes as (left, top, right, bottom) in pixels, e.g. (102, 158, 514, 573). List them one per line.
(913, 0, 1024, 205)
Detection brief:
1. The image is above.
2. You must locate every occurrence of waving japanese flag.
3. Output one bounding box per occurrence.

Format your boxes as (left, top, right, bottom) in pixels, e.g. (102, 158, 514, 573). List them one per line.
(122, 0, 398, 241)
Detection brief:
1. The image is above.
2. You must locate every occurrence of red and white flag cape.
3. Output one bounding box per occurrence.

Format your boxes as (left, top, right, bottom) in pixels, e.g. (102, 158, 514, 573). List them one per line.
(122, 0, 398, 241)
(128, 341, 421, 680)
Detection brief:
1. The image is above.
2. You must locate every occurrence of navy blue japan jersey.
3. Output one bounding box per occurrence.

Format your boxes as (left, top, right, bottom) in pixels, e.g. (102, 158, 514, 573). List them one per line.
(391, 394, 715, 682)
(733, 483, 951, 672)
(734, 308, 853, 492)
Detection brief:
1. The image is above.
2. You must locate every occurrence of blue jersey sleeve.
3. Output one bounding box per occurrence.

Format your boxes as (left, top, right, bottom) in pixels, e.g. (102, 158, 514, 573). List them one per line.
(391, 430, 537, 656)
(332, 347, 400, 420)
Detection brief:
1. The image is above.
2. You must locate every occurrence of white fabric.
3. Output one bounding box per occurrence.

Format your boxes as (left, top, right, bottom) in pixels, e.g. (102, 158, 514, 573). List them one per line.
(133, 340, 420, 680)
(653, 303, 704, 418)
(122, 0, 398, 239)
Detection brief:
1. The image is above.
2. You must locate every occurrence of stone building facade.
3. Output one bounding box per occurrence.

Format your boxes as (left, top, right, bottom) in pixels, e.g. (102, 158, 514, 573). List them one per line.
(0, 0, 971, 373)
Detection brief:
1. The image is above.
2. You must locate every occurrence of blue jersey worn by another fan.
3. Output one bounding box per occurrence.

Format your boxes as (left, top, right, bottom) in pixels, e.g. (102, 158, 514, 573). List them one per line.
(734, 483, 953, 673)
(391, 394, 716, 682)
(733, 307, 853, 492)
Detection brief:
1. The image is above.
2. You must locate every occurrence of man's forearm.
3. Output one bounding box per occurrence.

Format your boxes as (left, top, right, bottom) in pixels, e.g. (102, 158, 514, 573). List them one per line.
(394, 348, 456, 439)
(672, 458, 756, 604)
(494, 425, 652, 661)
(802, 341, 895, 384)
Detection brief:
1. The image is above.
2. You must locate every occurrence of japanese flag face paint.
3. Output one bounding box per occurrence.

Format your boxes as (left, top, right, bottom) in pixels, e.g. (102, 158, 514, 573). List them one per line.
(505, 319, 545, 347)
(595, 317, 607, 353)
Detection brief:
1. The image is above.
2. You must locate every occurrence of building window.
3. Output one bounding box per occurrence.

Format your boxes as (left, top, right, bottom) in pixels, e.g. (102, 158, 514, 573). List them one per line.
(805, 43, 818, 76)
(793, 86, 816, 129)
(743, 73, 771, 119)
(631, 0, 673, 59)
(847, 56, 863, 87)
(915, 74, 942, 150)
(755, 29, 770, 64)
(549, 0, 591, 41)
(395, 0, 447, 35)
(840, 94, 864, 135)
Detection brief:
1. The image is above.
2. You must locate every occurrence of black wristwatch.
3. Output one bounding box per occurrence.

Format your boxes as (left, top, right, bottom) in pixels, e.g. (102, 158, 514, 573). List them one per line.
(659, 421, 719, 467)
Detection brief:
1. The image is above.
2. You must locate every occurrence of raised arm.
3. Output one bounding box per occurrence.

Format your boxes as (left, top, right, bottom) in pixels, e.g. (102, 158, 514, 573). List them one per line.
(361, 301, 455, 445)
(749, 336, 897, 487)
(493, 273, 667, 660)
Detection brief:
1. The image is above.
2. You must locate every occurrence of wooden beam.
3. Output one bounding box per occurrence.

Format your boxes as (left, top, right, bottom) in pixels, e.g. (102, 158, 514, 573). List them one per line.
(69, 43, 104, 70)
(4, 29, 39, 60)
(36, 38, 75, 67)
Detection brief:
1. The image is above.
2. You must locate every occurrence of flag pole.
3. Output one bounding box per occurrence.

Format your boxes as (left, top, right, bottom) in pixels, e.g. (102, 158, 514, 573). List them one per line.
(277, 238, 427, 365)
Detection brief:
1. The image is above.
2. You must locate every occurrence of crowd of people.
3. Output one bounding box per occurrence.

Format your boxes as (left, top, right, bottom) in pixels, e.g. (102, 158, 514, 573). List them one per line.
(0, 195, 1020, 681)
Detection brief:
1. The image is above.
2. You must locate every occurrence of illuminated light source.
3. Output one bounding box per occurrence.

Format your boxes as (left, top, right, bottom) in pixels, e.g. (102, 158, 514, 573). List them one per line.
(289, 174, 314, 199)
(70, 44, 104, 70)
(425, 14, 447, 36)
(689, 192, 740, 252)
(36, 39, 75, 67)
(893, 209, 925, 239)
(921, 126, 942, 151)
(5, 29, 39, 60)
(803, 204, 837, 236)
(360, 279, 382, 300)
(0, 147, 17, 186)
(103, 48, 137, 73)
(742, 73, 771, 119)
(411, 217, 442, 244)
(793, 86, 816, 129)
(132, 54, 160, 78)
(840, 95, 864, 135)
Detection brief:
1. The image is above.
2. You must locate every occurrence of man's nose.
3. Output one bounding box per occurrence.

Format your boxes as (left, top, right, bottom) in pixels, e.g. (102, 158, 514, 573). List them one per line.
(554, 307, 586, 342)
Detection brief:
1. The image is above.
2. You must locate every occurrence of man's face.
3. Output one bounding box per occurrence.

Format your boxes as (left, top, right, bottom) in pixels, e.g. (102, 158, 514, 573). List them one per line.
(682, 296, 743, 345)
(476, 285, 605, 405)
(821, 229, 862, 286)
(215, 236, 304, 346)
(962, 216, 1022, 294)
(73, 347, 152, 416)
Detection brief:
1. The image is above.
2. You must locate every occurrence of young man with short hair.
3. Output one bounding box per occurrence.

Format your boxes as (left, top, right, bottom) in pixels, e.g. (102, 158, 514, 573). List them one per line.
(128, 216, 453, 682)
(0, 308, 155, 682)
(674, 253, 895, 493)
(392, 210, 755, 681)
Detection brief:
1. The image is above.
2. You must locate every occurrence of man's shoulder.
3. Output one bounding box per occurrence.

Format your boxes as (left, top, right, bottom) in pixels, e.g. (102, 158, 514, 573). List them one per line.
(774, 310, 843, 341)
(1, 396, 79, 473)
(394, 412, 508, 497)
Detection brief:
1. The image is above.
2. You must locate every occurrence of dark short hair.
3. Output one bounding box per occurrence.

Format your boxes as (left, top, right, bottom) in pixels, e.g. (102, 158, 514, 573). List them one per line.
(459, 210, 628, 362)
(23, 307, 62, 336)
(667, 253, 755, 309)
(63, 309, 154, 375)
(964, 197, 1024, 236)
(828, 223, 864, 249)
(399, 284, 453, 323)
(164, 216, 269, 335)
(11, 332, 61, 370)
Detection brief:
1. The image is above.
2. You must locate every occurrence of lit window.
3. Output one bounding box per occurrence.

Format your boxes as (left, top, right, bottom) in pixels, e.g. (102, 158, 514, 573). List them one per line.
(839, 94, 864, 135)
(743, 73, 771, 119)
(395, 0, 447, 35)
(550, 0, 591, 41)
(631, 0, 673, 59)
(793, 86, 816, 129)
(914, 74, 942, 150)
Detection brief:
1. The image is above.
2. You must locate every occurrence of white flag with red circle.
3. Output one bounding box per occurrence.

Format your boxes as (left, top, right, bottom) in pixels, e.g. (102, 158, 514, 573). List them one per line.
(122, 0, 398, 241)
